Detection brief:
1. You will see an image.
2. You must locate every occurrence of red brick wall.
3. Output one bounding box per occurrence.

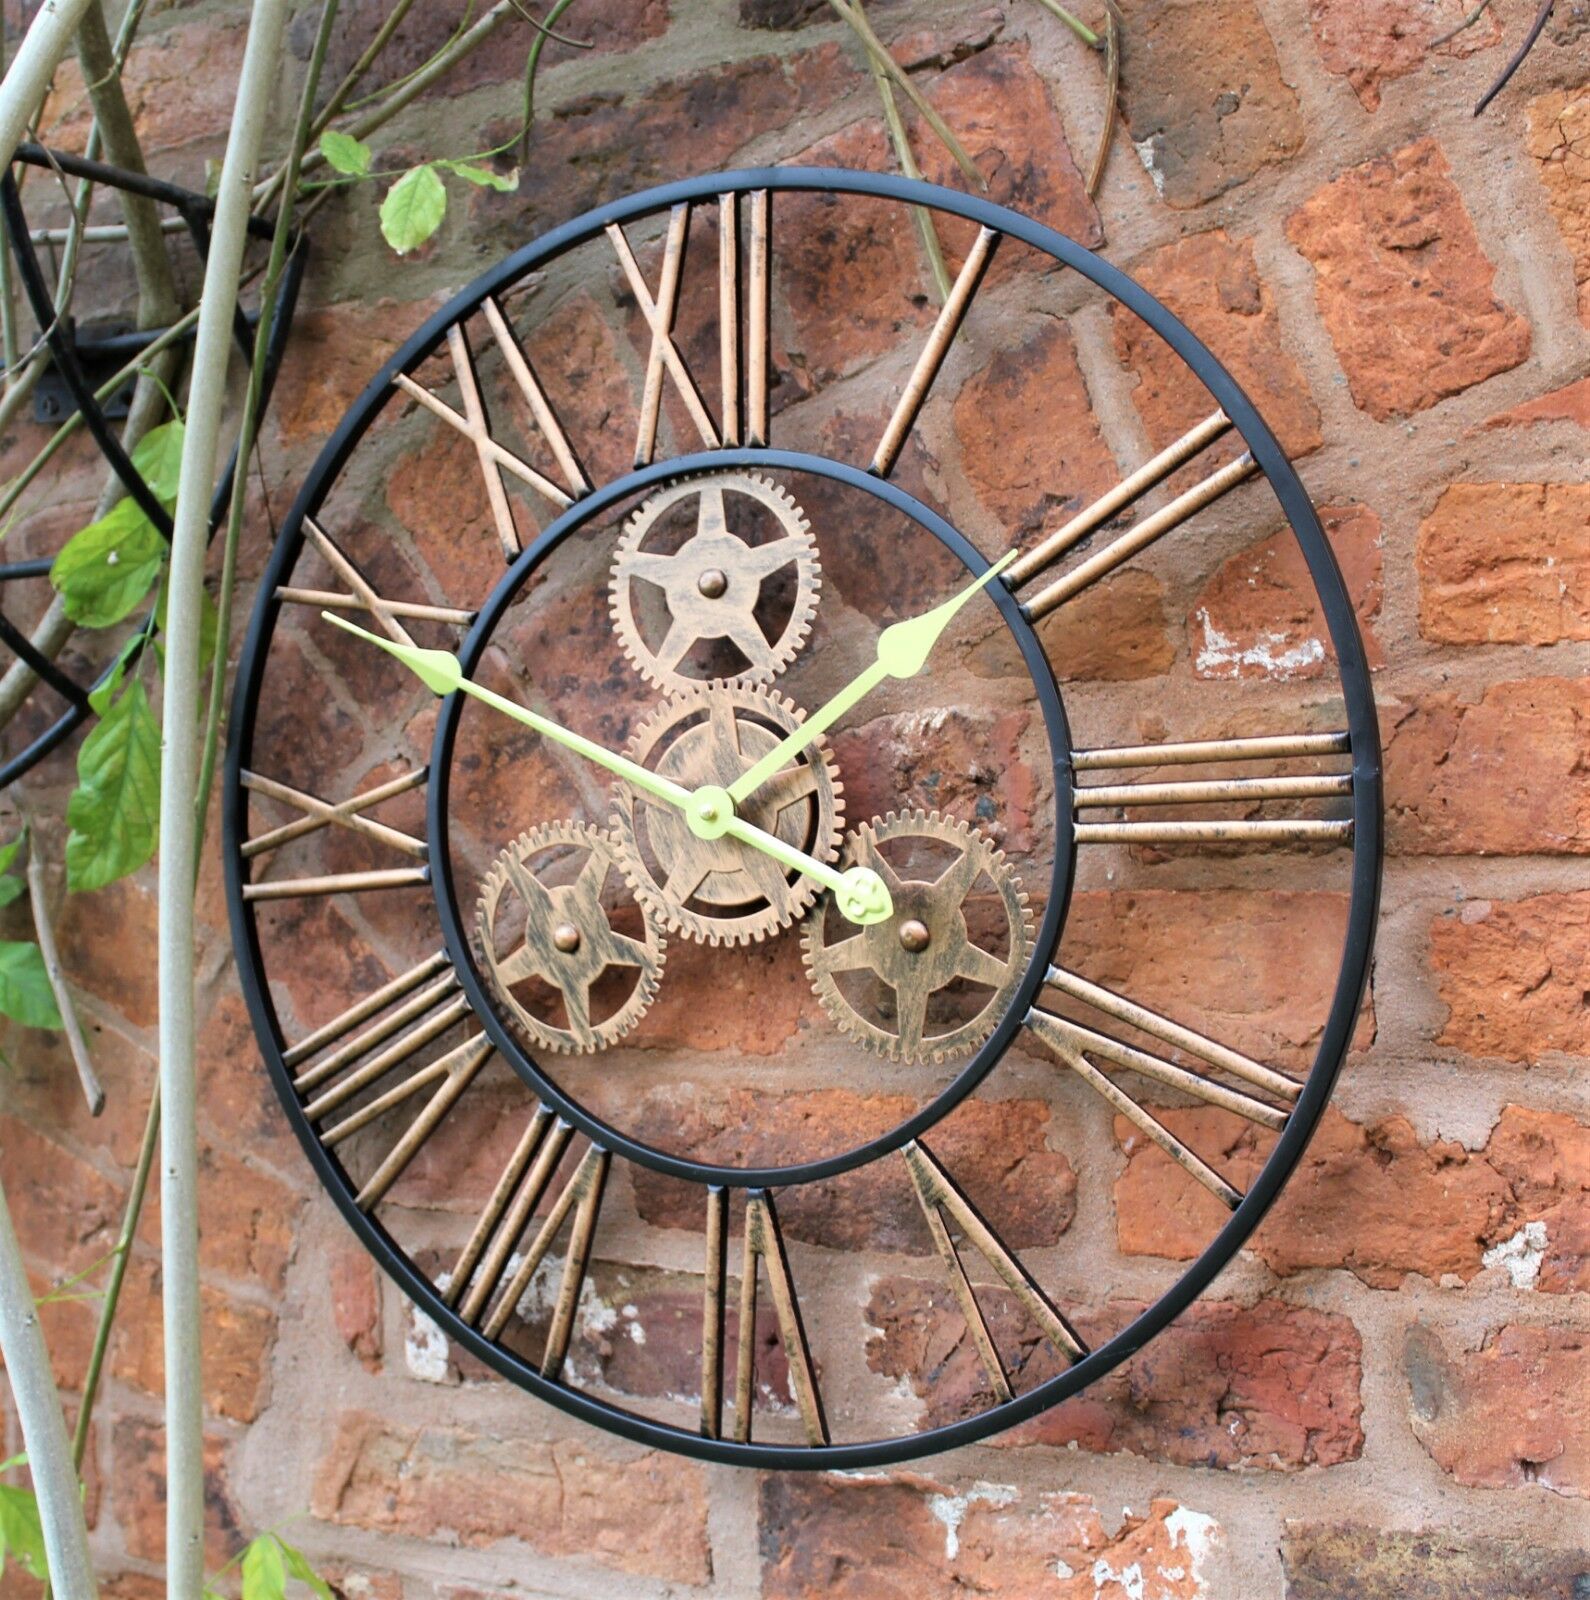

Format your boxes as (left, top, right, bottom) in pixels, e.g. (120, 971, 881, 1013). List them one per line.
(2, 1, 1589, 1596)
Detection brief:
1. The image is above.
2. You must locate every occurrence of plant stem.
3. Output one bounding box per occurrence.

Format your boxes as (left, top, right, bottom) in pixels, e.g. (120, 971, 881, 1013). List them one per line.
(515, 0, 582, 162)
(71, 1082, 159, 1470)
(23, 823, 104, 1116)
(196, 0, 338, 857)
(1086, 0, 1120, 196)
(0, 1176, 98, 1599)
(0, 0, 97, 172)
(1029, 0, 1103, 48)
(156, 4, 289, 1592)
(869, 54, 950, 302)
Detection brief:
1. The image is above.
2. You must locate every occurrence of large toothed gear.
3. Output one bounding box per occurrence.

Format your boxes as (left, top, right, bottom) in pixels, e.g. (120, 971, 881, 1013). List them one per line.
(612, 682, 843, 947)
(609, 470, 819, 693)
(803, 810, 1032, 1064)
(475, 821, 665, 1054)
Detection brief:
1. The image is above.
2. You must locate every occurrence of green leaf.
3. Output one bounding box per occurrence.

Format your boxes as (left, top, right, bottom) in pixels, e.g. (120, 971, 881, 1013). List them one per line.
(439, 158, 518, 193)
(131, 419, 185, 505)
(380, 164, 447, 255)
(0, 943, 61, 1030)
(50, 498, 165, 628)
(0, 877, 25, 908)
(88, 634, 144, 717)
(242, 1534, 288, 1600)
(278, 1539, 335, 1600)
(0, 1481, 47, 1580)
(66, 678, 161, 893)
(0, 836, 20, 878)
(320, 130, 373, 176)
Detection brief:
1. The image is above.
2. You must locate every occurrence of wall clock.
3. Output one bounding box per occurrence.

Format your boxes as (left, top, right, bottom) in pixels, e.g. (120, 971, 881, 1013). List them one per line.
(223, 169, 1381, 1468)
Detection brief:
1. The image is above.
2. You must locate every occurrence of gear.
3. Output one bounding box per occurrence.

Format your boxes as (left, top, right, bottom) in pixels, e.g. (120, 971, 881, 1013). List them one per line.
(803, 810, 1032, 1064)
(609, 470, 820, 693)
(612, 682, 843, 947)
(474, 821, 665, 1054)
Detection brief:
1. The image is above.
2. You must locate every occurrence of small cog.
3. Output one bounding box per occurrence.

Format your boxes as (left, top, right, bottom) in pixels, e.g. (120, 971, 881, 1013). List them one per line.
(609, 470, 819, 693)
(474, 821, 665, 1055)
(803, 810, 1032, 1064)
(612, 682, 843, 947)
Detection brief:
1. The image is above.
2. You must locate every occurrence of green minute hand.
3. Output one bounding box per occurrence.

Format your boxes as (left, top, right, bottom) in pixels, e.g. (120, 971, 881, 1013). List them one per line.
(323, 615, 893, 926)
(728, 549, 1017, 806)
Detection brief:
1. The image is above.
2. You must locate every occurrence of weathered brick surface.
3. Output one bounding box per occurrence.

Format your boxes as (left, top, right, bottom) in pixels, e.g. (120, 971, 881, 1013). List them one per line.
(1117, 0, 1304, 207)
(761, 1477, 1222, 1598)
(1118, 1102, 1590, 1292)
(312, 1414, 711, 1582)
(1406, 1322, 1590, 1496)
(1527, 84, 1590, 326)
(1112, 229, 1323, 458)
(1282, 1526, 1590, 1599)
(1308, 0, 1501, 111)
(1417, 482, 1590, 643)
(1286, 139, 1531, 418)
(1384, 677, 1590, 855)
(867, 1284, 1362, 1468)
(1191, 502, 1383, 678)
(1430, 893, 1590, 1063)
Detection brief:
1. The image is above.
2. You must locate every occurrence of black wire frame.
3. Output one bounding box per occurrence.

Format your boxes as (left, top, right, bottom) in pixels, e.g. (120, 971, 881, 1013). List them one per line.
(223, 167, 1383, 1470)
(0, 143, 308, 790)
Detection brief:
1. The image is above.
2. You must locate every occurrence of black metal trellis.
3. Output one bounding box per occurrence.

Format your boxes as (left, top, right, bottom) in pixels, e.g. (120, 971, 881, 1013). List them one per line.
(0, 141, 308, 790)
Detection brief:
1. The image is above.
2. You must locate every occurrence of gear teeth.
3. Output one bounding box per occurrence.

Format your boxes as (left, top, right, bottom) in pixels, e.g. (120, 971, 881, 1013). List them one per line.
(805, 811, 1032, 1065)
(612, 682, 845, 948)
(474, 820, 666, 1056)
(609, 469, 821, 695)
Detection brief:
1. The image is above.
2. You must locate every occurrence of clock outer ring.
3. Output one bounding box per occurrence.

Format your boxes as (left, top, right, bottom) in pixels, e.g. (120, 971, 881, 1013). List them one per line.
(223, 167, 1383, 1469)
(429, 450, 1074, 1189)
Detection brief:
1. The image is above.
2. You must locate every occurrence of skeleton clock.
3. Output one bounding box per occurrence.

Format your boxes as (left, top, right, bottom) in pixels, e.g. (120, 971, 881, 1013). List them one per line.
(224, 170, 1380, 1467)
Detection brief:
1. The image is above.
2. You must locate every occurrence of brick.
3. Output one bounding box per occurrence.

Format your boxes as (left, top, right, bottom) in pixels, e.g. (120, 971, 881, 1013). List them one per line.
(302, 0, 668, 102)
(40, 17, 247, 156)
(312, 1413, 710, 1583)
(908, 42, 1101, 259)
(109, 1257, 276, 1423)
(1112, 229, 1322, 459)
(868, 1284, 1362, 1468)
(1480, 374, 1590, 429)
(1191, 503, 1384, 679)
(631, 931, 811, 1057)
(1407, 1322, 1590, 1496)
(1384, 677, 1590, 855)
(1117, 0, 1304, 207)
(329, 1242, 383, 1372)
(1286, 139, 1531, 418)
(1417, 483, 1590, 643)
(1309, 0, 1501, 111)
(952, 320, 1119, 543)
(250, 894, 389, 1040)
(195, 990, 302, 1173)
(1283, 1525, 1590, 1599)
(1528, 84, 1590, 327)
(247, 631, 366, 795)
(1431, 893, 1590, 1063)
(141, 1146, 301, 1293)
(271, 302, 411, 449)
(760, 1477, 1222, 1599)
(831, 706, 1039, 856)
(628, 1090, 1075, 1252)
(0, 1116, 119, 1271)
(1119, 1101, 1590, 1291)
(1061, 889, 1367, 1073)
(54, 873, 158, 1029)
(111, 1420, 242, 1566)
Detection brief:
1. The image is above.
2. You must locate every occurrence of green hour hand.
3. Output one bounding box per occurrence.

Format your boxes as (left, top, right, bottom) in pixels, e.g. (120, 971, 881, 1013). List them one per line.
(321, 615, 891, 926)
(727, 549, 1017, 805)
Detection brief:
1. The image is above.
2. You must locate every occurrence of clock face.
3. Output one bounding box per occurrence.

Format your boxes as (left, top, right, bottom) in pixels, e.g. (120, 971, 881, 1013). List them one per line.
(224, 170, 1380, 1468)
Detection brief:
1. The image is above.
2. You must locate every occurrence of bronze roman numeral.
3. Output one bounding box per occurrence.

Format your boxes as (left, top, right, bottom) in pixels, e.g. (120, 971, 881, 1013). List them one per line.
(1072, 729, 1354, 846)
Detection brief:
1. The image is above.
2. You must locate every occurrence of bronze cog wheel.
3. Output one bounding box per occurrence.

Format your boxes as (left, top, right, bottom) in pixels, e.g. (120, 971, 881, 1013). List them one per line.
(475, 821, 665, 1055)
(803, 810, 1033, 1064)
(611, 682, 843, 947)
(609, 470, 819, 693)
